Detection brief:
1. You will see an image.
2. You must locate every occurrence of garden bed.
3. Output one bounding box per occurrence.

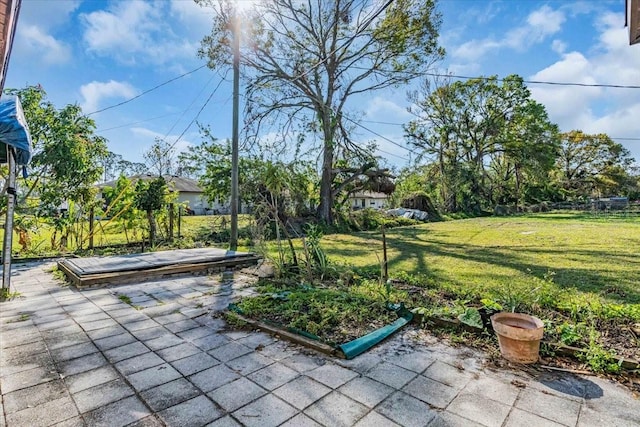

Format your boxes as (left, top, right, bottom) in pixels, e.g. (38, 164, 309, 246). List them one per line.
(231, 283, 397, 346)
(230, 273, 640, 384)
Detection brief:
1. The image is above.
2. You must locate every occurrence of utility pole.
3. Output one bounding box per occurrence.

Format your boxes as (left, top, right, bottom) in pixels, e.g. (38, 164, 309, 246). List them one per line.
(2, 146, 16, 296)
(229, 12, 240, 251)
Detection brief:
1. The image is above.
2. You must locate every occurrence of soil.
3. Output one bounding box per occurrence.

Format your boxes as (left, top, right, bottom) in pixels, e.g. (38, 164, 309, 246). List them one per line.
(255, 309, 397, 345)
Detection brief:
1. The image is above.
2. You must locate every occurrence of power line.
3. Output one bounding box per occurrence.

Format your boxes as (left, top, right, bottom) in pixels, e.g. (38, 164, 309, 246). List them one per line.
(98, 112, 183, 132)
(343, 116, 418, 159)
(159, 77, 228, 160)
(350, 65, 640, 90)
(425, 72, 640, 90)
(86, 64, 208, 116)
(361, 120, 640, 142)
(361, 119, 405, 126)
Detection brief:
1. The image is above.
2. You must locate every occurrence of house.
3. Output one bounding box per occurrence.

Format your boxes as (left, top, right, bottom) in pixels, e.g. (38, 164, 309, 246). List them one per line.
(98, 174, 226, 215)
(349, 191, 389, 210)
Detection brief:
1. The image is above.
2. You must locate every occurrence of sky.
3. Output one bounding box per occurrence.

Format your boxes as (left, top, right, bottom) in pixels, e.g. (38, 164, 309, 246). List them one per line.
(6, 0, 640, 176)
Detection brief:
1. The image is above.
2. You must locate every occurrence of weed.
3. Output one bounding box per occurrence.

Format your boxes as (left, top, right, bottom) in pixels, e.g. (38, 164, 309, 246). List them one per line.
(580, 326, 623, 374)
(118, 294, 132, 305)
(224, 311, 249, 328)
(7, 313, 30, 323)
(0, 288, 21, 300)
(303, 224, 332, 281)
(458, 307, 483, 329)
(557, 322, 584, 347)
(51, 267, 69, 285)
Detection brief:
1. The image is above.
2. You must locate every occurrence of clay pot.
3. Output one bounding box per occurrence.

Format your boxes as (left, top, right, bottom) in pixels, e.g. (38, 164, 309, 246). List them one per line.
(491, 312, 544, 364)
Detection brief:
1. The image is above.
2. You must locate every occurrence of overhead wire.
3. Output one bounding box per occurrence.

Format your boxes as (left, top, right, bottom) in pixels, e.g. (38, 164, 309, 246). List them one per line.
(86, 64, 208, 116)
(423, 72, 640, 90)
(360, 118, 640, 142)
(85, 73, 229, 244)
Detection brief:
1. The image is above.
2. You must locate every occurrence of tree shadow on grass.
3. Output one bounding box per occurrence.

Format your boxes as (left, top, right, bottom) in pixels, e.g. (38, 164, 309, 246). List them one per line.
(329, 227, 640, 305)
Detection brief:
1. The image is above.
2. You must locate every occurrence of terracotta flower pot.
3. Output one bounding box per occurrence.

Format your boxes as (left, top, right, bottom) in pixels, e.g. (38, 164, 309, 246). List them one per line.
(490, 312, 544, 364)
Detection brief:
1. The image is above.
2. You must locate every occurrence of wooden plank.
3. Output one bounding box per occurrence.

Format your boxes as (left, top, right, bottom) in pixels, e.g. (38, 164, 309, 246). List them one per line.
(58, 255, 261, 288)
(230, 312, 344, 358)
(56, 258, 81, 287)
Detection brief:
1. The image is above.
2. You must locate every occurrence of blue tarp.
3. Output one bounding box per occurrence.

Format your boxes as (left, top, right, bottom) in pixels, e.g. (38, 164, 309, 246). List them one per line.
(0, 95, 32, 165)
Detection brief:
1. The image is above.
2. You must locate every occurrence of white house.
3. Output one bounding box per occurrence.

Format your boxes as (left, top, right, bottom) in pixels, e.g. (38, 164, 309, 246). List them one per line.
(349, 191, 389, 210)
(98, 174, 226, 215)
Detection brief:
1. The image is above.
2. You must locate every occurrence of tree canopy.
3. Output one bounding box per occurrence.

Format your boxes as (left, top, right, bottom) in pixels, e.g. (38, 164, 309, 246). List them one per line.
(196, 0, 444, 224)
(405, 75, 560, 212)
(5, 85, 107, 215)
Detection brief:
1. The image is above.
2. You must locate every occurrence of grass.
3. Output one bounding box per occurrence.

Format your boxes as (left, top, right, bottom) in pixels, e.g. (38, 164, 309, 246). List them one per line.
(322, 213, 640, 307)
(1, 214, 255, 256)
(238, 212, 640, 372)
(235, 280, 400, 345)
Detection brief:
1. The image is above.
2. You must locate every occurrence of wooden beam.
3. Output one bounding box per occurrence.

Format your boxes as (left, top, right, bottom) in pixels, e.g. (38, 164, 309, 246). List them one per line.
(58, 255, 261, 288)
(631, 0, 640, 45)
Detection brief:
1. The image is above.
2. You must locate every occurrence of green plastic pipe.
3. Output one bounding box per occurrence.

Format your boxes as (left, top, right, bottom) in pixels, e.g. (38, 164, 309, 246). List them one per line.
(339, 311, 413, 359)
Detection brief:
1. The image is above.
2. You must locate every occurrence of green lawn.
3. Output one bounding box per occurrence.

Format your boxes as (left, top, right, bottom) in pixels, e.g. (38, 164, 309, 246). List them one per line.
(322, 213, 640, 306)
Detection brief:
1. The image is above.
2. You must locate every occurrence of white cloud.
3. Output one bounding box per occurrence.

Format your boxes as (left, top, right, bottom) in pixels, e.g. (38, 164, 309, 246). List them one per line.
(80, 80, 137, 113)
(585, 103, 640, 138)
(529, 51, 602, 130)
(452, 39, 501, 62)
(81, 1, 197, 65)
(13, 0, 79, 65)
(365, 97, 411, 121)
(169, 0, 215, 37)
(16, 25, 71, 65)
(453, 5, 565, 61)
(551, 39, 566, 54)
(20, 0, 81, 30)
(528, 12, 640, 159)
(526, 6, 565, 37)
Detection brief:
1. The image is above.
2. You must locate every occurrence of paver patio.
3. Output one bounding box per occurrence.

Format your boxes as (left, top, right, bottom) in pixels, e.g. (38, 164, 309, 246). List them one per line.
(0, 261, 638, 427)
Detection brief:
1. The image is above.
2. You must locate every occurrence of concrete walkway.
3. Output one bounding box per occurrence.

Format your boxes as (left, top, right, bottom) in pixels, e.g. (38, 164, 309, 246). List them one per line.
(0, 262, 637, 427)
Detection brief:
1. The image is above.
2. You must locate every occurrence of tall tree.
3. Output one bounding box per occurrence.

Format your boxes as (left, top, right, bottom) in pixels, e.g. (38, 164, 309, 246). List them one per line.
(197, 0, 444, 224)
(117, 159, 148, 177)
(406, 75, 559, 213)
(4, 86, 107, 216)
(134, 176, 167, 246)
(556, 131, 635, 200)
(144, 138, 175, 177)
(99, 151, 123, 182)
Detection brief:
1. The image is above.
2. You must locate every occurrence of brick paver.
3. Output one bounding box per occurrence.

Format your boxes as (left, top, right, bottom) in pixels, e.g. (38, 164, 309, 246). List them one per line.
(0, 261, 638, 427)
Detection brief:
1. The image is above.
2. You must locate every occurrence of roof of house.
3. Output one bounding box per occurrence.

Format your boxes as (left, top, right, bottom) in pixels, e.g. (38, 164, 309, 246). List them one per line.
(99, 174, 203, 193)
(349, 191, 389, 199)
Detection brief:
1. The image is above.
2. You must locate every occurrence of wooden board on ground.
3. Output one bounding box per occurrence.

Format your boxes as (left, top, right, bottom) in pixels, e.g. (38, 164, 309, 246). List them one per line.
(58, 247, 261, 287)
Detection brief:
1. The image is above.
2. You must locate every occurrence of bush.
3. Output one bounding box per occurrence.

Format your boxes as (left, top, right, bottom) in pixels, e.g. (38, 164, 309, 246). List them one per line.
(346, 209, 419, 231)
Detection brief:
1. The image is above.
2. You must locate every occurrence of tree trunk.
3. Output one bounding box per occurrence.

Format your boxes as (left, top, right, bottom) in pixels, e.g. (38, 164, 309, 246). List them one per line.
(318, 113, 334, 225)
(147, 209, 156, 246)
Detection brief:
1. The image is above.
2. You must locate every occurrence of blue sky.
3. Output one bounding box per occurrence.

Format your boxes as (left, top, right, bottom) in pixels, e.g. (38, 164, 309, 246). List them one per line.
(6, 0, 640, 174)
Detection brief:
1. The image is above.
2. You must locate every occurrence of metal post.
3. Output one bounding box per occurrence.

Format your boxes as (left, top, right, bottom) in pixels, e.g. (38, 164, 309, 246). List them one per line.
(178, 206, 182, 238)
(230, 12, 240, 251)
(169, 203, 174, 241)
(2, 146, 16, 294)
(89, 206, 94, 250)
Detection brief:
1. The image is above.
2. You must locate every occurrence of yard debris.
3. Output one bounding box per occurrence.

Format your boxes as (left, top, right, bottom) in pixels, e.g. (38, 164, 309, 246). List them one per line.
(385, 208, 429, 221)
